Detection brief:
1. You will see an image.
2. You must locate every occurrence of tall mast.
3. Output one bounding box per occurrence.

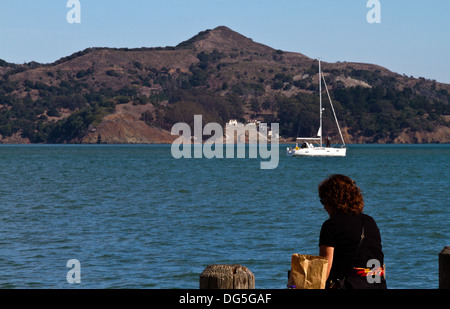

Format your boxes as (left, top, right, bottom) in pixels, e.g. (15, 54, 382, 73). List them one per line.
(319, 59, 322, 147)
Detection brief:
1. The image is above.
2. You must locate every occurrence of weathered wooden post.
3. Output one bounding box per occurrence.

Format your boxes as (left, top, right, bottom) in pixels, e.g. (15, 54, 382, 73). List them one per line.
(439, 246, 450, 289)
(200, 264, 255, 289)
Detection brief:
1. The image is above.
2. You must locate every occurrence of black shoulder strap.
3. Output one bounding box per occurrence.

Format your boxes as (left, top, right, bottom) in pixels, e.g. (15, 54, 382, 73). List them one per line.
(347, 215, 365, 271)
(352, 215, 365, 264)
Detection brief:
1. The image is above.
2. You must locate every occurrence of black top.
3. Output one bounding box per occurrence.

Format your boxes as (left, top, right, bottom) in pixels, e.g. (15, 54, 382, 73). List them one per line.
(319, 213, 384, 282)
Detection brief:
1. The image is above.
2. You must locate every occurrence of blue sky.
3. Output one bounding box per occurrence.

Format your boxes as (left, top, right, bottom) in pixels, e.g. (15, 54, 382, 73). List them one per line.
(1, 0, 449, 83)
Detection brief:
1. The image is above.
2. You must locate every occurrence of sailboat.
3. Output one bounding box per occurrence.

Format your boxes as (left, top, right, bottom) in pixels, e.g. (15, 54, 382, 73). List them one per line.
(287, 59, 347, 157)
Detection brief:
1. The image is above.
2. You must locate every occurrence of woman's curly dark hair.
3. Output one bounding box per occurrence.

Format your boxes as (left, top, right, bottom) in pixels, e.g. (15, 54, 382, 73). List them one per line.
(318, 174, 364, 216)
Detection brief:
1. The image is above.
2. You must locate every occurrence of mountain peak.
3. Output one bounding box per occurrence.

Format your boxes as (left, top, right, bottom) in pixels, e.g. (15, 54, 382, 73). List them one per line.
(177, 26, 274, 54)
(211, 25, 234, 33)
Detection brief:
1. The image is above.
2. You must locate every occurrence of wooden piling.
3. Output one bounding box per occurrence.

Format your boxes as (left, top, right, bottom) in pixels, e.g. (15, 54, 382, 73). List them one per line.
(439, 246, 450, 289)
(199, 264, 255, 289)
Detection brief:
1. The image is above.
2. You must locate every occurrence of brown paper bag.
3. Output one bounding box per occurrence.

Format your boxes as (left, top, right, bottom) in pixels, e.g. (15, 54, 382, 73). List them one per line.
(288, 254, 328, 289)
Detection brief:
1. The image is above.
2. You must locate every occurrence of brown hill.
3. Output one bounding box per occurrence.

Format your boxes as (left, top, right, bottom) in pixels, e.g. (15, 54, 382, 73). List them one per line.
(0, 26, 449, 144)
(81, 103, 177, 144)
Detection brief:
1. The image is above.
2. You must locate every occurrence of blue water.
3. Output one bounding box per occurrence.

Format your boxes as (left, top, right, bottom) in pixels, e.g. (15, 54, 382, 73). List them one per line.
(0, 144, 448, 289)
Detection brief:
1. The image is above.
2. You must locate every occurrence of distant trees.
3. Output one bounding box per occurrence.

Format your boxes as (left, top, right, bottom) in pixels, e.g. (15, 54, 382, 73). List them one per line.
(106, 70, 120, 77)
(0, 44, 449, 144)
(162, 88, 244, 131)
(273, 67, 450, 142)
(184, 50, 226, 88)
(47, 105, 102, 143)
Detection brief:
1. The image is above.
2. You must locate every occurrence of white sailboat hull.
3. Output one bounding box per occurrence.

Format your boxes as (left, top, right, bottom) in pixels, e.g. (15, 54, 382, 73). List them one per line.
(287, 146, 346, 157)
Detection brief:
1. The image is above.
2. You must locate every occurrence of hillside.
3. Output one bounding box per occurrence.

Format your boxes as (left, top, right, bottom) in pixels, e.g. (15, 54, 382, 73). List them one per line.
(0, 26, 449, 144)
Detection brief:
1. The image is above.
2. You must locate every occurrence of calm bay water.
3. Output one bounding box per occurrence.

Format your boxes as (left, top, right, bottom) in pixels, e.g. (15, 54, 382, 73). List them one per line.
(0, 144, 448, 289)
